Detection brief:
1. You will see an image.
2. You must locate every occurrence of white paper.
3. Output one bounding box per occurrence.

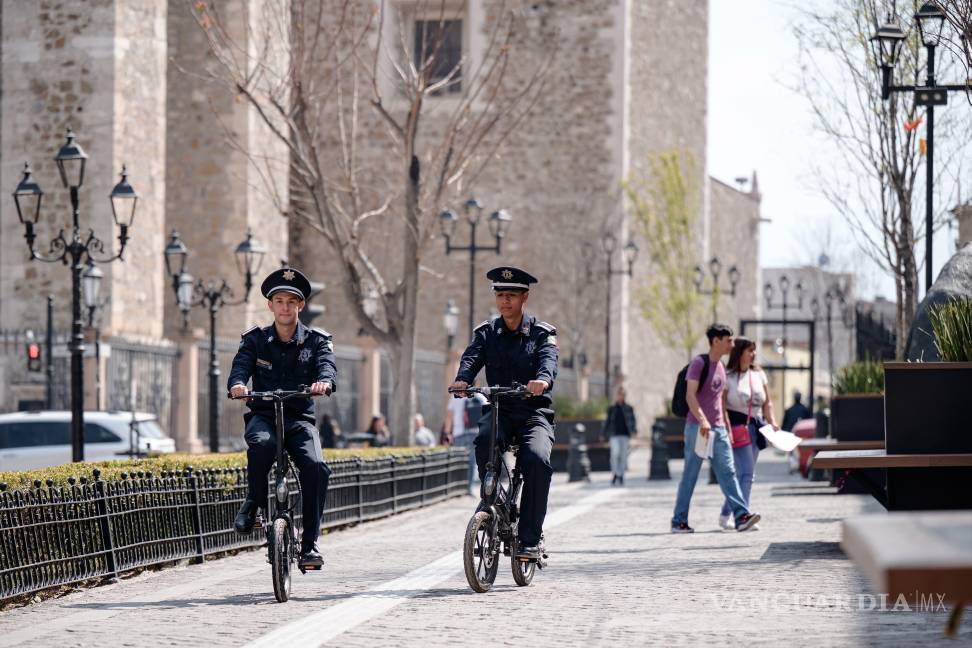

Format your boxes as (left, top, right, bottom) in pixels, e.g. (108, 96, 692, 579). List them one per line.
(758, 424, 803, 452)
(694, 428, 715, 459)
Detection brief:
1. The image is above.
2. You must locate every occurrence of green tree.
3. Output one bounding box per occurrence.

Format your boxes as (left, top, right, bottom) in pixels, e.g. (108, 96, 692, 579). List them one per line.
(624, 151, 713, 362)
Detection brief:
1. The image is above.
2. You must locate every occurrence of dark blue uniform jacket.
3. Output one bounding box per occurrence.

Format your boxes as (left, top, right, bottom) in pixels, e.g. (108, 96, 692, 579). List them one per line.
(227, 321, 337, 422)
(455, 313, 558, 411)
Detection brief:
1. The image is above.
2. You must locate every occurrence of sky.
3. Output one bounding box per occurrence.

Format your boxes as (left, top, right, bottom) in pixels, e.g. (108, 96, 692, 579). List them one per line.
(706, 0, 961, 302)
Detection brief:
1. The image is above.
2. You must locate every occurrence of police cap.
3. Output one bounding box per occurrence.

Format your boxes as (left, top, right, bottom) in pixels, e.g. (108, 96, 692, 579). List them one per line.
(486, 266, 537, 292)
(261, 267, 311, 301)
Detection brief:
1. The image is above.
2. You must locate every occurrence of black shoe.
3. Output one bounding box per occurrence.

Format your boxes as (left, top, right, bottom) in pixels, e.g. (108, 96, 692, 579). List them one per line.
(611, 475, 618, 485)
(234, 499, 258, 534)
(619, 475, 624, 486)
(299, 541, 324, 567)
(671, 522, 695, 534)
(516, 544, 541, 560)
(736, 513, 761, 532)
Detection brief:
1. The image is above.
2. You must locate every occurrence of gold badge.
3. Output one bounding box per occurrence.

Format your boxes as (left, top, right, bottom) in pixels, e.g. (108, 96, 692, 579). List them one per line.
(282, 270, 295, 281)
(501, 269, 513, 280)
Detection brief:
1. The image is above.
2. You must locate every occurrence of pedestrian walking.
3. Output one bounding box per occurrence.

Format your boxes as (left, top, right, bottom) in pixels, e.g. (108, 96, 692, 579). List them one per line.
(671, 323, 761, 533)
(718, 337, 779, 530)
(781, 390, 811, 431)
(365, 414, 390, 447)
(318, 413, 342, 449)
(451, 392, 486, 495)
(603, 386, 636, 485)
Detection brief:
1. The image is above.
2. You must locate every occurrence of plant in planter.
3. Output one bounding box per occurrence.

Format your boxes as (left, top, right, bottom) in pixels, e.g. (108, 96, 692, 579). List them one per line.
(885, 297, 972, 455)
(830, 359, 884, 442)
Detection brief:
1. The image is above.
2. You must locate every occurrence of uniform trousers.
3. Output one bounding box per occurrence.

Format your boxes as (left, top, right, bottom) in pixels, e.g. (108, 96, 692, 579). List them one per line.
(244, 414, 331, 544)
(474, 406, 553, 546)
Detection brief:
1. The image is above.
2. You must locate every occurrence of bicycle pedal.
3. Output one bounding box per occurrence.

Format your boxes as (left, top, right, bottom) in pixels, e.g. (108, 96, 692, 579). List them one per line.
(300, 564, 323, 571)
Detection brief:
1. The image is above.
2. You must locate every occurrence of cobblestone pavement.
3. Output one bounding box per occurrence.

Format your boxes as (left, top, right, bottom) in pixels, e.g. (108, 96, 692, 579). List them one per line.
(1, 448, 968, 647)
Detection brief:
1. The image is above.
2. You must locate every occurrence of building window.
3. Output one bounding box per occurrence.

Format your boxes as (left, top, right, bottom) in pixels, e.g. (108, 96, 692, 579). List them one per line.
(413, 19, 462, 94)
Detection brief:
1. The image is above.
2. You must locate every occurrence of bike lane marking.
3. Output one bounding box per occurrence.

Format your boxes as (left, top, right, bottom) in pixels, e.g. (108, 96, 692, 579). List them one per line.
(243, 486, 623, 648)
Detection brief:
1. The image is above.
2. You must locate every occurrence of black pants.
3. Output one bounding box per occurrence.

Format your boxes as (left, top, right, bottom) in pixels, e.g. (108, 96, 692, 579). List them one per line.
(244, 414, 331, 544)
(474, 407, 554, 546)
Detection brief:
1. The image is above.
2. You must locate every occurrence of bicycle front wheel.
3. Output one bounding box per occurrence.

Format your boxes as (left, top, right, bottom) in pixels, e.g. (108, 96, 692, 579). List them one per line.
(463, 511, 499, 593)
(271, 517, 293, 602)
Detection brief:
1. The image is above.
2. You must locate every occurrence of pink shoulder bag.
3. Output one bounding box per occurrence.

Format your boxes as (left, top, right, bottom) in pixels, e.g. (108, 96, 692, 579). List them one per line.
(730, 370, 754, 449)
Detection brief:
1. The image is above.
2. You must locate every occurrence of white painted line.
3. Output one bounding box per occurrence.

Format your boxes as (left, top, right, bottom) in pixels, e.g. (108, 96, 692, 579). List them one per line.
(244, 487, 622, 648)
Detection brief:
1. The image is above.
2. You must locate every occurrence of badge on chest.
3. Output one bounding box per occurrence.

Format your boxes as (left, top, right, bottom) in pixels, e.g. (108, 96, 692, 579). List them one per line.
(298, 348, 312, 364)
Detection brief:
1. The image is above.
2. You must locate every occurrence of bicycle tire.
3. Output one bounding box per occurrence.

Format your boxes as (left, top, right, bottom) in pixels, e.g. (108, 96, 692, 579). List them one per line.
(511, 547, 536, 587)
(271, 517, 293, 602)
(463, 511, 498, 593)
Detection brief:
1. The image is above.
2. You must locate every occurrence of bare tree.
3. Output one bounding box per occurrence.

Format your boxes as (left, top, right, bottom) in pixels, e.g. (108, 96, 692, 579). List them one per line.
(940, 0, 972, 89)
(188, 0, 554, 443)
(625, 150, 713, 363)
(793, 0, 968, 358)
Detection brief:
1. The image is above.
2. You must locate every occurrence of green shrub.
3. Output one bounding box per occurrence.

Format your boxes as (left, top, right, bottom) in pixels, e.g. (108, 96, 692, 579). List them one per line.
(930, 297, 972, 362)
(0, 446, 437, 493)
(833, 358, 885, 395)
(552, 395, 610, 420)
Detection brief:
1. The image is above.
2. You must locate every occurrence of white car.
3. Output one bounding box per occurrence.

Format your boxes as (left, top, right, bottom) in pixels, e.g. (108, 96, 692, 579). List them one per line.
(0, 410, 177, 472)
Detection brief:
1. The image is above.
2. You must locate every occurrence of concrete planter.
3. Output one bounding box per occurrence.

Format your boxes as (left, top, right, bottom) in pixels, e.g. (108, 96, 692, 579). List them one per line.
(830, 393, 884, 442)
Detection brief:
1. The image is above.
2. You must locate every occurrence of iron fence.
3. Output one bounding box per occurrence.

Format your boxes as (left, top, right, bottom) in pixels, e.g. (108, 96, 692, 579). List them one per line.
(106, 339, 179, 434)
(0, 448, 469, 602)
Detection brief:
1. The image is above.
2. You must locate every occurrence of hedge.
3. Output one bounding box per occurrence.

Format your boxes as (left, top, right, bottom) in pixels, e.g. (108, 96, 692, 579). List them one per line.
(0, 446, 440, 492)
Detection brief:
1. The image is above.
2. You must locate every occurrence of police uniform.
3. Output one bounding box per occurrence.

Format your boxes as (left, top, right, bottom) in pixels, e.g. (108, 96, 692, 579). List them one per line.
(454, 266, 559, 550)
(227, 267, 337, 552)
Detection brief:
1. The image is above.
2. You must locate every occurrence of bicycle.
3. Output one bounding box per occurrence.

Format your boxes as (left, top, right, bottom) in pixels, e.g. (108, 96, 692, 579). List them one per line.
(230, 387, 323, 603)
(448, 383, 548, 593)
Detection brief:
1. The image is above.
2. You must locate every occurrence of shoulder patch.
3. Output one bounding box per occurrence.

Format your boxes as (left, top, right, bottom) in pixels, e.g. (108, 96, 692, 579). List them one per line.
(240, 325, 259, 338)
(473, 320, 491, 332)
(310, 327, 332, 339)
(535, 321, 557, 335)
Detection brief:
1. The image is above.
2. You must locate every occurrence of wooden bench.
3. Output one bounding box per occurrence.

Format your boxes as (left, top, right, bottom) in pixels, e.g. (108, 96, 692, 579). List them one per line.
(800, 439, 885, 451)
(842, 512, 972, 636)
(813, 450, 972, 510)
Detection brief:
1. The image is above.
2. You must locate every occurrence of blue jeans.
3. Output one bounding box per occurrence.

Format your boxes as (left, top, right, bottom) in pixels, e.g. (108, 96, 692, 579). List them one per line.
(671, 422, 751, 526)
(721, 441, 759, 517)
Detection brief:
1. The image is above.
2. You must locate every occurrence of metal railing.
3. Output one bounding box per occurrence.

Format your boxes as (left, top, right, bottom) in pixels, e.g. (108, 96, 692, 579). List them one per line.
(0, 448, 469, 602)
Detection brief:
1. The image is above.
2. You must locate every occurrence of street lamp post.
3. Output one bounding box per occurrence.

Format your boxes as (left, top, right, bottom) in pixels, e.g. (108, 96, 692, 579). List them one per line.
(692, 257, 741, 321)
(82, 261, 109, 409)
(164, 229, 265, 452)
(440, 199, 513, 336)
(443, 298, 460, 351)
(810, 284, 849, 392)
(11, 128, 138, 462)
(764, 274, 805, 409)
(601, 232, 639, 398)
(871, 2, 967, 291)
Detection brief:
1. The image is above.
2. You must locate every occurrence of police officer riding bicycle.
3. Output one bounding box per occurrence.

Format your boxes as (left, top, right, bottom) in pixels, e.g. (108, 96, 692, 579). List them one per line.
(228, 267, 337, 568)
(450, 266, 558, 561)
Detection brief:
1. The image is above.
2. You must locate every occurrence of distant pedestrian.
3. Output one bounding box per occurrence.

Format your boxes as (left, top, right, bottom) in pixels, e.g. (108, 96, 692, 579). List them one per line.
(413, 413, 436, 447)
(603, 386, 636, 485)
(318, 413, 342, 449)
(671, 323, 761, 533)
(450, 392, 486, 495)
(718, 337, 779, 530)
(781, 391, 811, 432)
(366, 415, 390, 447)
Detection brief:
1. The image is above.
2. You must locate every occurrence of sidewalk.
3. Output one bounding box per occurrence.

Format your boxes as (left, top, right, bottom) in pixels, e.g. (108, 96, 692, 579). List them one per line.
(0, 448, 965, 646)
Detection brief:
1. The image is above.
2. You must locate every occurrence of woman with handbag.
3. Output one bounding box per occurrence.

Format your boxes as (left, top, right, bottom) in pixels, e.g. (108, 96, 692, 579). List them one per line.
(718, 337, 779, 530)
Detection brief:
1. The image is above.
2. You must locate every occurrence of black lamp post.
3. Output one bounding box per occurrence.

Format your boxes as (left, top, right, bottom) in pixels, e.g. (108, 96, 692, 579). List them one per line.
(764, 274, 805, 407)
(440, 198, 513, 336)
(810, 284, 849, 392)
(692, 256, 741, 321)
(82, 261, 110, 410)
(871, 2, 966, 291)
(601, 232, 639, 398)
(11, 128, 138, 462)
(164, 228, 265, 452)
(443, 298, 460, 351)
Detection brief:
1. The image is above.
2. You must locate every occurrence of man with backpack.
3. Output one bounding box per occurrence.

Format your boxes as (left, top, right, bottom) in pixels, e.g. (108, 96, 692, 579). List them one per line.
(670, 323, 761, 533)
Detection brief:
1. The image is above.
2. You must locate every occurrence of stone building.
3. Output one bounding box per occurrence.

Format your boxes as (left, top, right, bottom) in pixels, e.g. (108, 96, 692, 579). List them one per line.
(0, 0, 761, 446)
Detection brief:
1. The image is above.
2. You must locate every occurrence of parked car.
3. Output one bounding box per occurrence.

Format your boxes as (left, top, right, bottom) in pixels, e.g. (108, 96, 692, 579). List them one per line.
(0, 411, 176, 472)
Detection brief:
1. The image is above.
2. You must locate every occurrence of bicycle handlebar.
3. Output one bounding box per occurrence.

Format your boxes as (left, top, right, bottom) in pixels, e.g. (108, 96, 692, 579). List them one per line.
(448, 383, 532, 400)
(228, 386, 326, 402)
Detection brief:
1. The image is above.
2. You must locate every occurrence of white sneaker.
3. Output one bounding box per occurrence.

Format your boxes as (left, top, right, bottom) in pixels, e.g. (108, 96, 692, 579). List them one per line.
(718, 514, 734, 530)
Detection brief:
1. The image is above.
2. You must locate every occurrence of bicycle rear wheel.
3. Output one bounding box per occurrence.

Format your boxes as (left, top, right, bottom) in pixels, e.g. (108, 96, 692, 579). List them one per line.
(271, 517, 293, 602)
(463, 511, 499, 593)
